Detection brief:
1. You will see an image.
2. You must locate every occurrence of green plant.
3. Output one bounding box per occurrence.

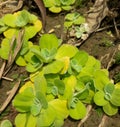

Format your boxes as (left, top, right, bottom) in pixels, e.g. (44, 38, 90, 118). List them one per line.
(43, 0, 75, 13)
(64, 12, 86, 39)
(11, 34, 120, 126)
(0, 10, 42, 60)
(1, 10, 120, 127)
(101, 38, 113, 47)
(64, 12, 85, 28)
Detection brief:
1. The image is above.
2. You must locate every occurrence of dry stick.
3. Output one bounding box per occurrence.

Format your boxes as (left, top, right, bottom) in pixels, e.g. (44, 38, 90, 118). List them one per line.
(0, 0, 16, 7)
(0, 61, 6, 80)
(3, 29, 24, 76)
(0, 80, 20, 114)
(96, 24, 120, 32)
(107, 49, 117, 70)
(113, 18, 120, 38)
(98, 114, 109, 127)
(0, 61, 14, 81)
(2, 76, 13, 81)
(77, 105, 92, 127)
(12, 0, 23, 13)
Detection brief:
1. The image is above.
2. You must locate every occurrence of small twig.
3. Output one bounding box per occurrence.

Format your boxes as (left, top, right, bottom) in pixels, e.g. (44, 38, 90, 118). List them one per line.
(23, 72, 39, 82)
(96, 24, 120, 32)
(0, 80, 20, 114)
(12, 0, 23, 13)
(0, 61, 6, 80)
(77, 105, 92, 127)
(113, 18, 120, 38)
(100, 53, 110, 63)
(0, 0, 16, 7)
(107, 49, 117, 70)
(2, 76, 14, 81)
(98, 114, 109, 127)
(3, 29, 24, 76)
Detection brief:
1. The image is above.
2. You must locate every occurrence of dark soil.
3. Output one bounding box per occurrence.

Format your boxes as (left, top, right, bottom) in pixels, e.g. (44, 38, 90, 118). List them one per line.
(0, 0, 120, 127)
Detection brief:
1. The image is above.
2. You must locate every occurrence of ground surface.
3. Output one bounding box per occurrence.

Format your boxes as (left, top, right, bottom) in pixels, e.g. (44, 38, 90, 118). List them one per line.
(0, 0, 120, 127)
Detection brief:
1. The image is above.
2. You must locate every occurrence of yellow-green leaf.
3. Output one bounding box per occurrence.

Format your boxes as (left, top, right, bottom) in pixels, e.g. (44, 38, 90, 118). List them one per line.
(69, 100, 87, 120)
(55, 44, 78, 59)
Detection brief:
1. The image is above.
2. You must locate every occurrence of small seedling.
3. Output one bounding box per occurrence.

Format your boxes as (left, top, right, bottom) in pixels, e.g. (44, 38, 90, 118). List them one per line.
(114, 51, 120, 64)
(43, 0, 75, 13)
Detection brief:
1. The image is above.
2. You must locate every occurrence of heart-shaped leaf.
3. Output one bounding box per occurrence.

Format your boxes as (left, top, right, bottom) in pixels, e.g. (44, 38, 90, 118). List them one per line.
(39, 34, 59, 50)
(43, 60, 64, 74)
(103, 102, 118, 116)
(69, 100, 86, 120)
(94, 91, 108, 106)
(0, 120, 13, 127)
(55, 44, 78, 59)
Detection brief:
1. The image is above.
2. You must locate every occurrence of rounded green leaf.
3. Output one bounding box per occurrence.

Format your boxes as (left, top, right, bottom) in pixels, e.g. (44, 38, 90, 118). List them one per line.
(0, 120, 13, 127)
(24, 26, 39, 41)
(0, 38, 10, 60)
(73, 16, 85, 25)
(104, 83, 115, 95)
(39, 34, 59, 50)
(24, 51, 34, 63)
(43, 0, 56, 7)
(49, 99, 69, 119)
(15, 113, 37, 127)
(15, 10, 30, 27)
(62, 5, 71, 10)
(0, 18, 5, 26)
(26, 113, 37, 127)
(94, 70, 110, 90)
(37, 105, 56, 127)
(69, 100, 86, 120)
(3, 14, 17, 27)
(26, 62, 42, 73)
(0, 26, 8, 34)
(94, 91, 108, 106)
(60, 75, 76, 100)
(49, 6, 62, 13)
(75, 89, 89, 100)
(3, 28, 19, 39)
(54, 79, 65, 95)
(64, 21, 73, 28)
(15, 56, 27, 66)
(15, 114, 26, 127)
(53, 118, 64, 127)
(13, 87, 34, 112)
(29, 14, 38, 23)
(110, 88, 120, 106)
(103, 102, 118, 116)
(65, 12, 80, 21)
(72, 50, 88, 67)
(61, 0, 75, 5)
(43, 60, 64, 74)
(55, 44, 78, 59)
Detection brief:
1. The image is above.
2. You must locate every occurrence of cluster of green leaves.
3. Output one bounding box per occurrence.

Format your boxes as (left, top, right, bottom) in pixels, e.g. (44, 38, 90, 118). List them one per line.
(64, 12, 86, 39)
(64, 12, 85, 28)
(0, 9, 120, 127)
(43, 0, 75, 13)
(94, 82, 120, 115)
(9, 33, 120, 127)
(0, 10, 42, 60)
